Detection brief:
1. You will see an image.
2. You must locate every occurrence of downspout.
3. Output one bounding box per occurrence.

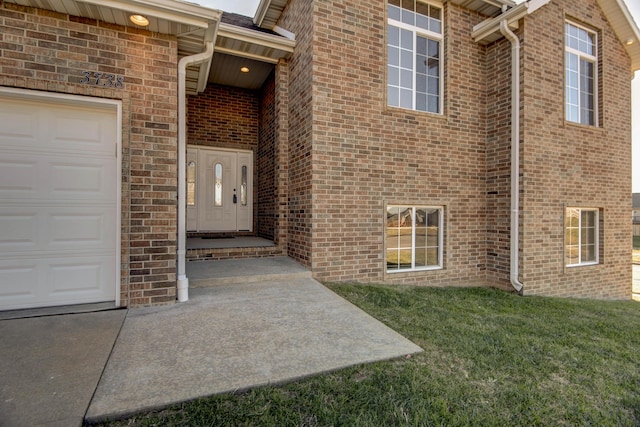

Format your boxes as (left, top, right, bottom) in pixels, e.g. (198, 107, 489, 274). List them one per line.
(177, 40, 215, 302)
(499, 20, 524, 295)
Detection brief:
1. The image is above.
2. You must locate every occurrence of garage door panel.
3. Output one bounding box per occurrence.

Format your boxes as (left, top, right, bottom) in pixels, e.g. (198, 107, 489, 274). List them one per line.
(49, 161, 112, 197)
(49, 211, 116, 248)
(0, 91, 119, 310)
(0, 207, 116, 254)
(0, 256, 114, 310)
(48, 256, 114, 295)
(0, 98, 115, 155)
(0, 212, 37, 249)
(0, 105, 39, 146)
(0, 152, 116, 201)
(0, 263, 38, 300)
(49, 110, 115, 154)
(0, 160, 38, 193)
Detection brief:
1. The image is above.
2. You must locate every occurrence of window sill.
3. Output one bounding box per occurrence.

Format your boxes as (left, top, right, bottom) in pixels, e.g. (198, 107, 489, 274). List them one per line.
(387, 266, 443, 273)
(564, 120, 604, 132)
(566, 262, 599, 268)
(385, 105, 445, 120)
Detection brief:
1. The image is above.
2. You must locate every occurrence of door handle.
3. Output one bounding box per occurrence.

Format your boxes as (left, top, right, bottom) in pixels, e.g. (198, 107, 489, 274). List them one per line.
(233, 189, 237, 204)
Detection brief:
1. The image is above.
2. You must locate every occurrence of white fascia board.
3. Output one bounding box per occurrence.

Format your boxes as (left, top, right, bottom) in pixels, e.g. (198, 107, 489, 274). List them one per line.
(217, 23, 296, 52)
(254, 0, 271, 27)
(597, 0, 640, 72)
(472, 0, 550, 43)
(78, 0, 222, 27)
(196, 22, 220, 93)
(482, 0, 517, 8)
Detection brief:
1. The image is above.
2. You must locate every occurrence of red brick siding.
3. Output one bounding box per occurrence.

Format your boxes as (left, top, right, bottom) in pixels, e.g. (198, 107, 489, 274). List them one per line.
(520, 0, 632, 298)
(301, 0, 489, 286)
(273, 61, 290, 249)
(186, 83, 259, 152)
(0, 3, 179, 306)
(485, 36, 514, 289)
(279, 0, 315, 266)
(258, 72, 276, 240)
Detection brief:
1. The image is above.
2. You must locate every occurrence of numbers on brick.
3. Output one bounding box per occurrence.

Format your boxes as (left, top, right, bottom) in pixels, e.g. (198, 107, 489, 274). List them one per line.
(80, 71, 125, 89)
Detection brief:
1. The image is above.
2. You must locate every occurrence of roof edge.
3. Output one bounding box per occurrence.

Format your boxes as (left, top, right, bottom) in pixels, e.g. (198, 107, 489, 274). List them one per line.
(596, 0, 640, 72)
(472, 0, 550, 43)
(254, 0, 272, 28)
(218, 21, 295, 50)
(79, 0, 222, 27)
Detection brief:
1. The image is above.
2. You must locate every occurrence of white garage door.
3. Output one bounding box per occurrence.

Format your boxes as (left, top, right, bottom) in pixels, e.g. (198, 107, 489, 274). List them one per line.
(0, 90, 120, 310)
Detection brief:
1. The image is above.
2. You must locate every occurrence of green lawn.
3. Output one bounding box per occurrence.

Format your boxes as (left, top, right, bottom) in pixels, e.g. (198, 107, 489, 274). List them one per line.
(90, 285, 640, 427)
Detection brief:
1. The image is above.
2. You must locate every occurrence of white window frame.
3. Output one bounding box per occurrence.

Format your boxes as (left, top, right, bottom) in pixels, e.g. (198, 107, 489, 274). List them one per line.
(565, 207, 599, 267)
(386, 205, 444, 273)
(565, 21, 598, 126)
(387, 0, 443, 114)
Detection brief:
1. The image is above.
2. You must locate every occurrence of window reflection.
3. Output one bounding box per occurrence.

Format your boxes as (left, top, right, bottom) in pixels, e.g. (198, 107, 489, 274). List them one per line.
(187, 161, 196, 206)
(214, 163, 223, 207)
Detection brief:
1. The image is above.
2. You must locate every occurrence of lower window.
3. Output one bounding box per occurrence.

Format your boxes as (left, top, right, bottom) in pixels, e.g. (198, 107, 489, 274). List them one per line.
(565, 207, 599, 267)
(386, 205, 443, 272)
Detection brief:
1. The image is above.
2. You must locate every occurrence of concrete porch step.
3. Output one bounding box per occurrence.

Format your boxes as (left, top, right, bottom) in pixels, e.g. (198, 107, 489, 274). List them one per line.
(186, 256, 312, 288)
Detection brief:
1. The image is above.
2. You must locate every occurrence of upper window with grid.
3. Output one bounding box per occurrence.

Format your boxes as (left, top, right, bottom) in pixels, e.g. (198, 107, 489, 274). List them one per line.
(387, 0, 442, 114)
(565, 22, 597, 126)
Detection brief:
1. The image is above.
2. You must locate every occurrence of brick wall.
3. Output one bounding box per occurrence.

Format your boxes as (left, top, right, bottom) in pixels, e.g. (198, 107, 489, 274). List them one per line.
(519, 0, 632, 298)
(187, 83, 259, 152)
(277, 0, 631, 298)
(296, 0, 489, 286)
(258, 73, 276, 240)
(485, 35, 514, 289)
(0, 2, 179, 306)
(279, 0, 314, 266)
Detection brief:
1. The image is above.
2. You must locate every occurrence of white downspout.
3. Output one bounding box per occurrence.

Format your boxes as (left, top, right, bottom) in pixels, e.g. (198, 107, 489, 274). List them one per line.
(177, 40, 215, 302)
(499, 20, 524, 295)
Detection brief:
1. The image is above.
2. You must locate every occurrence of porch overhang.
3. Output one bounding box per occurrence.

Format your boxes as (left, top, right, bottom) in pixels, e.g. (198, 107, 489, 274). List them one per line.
(4, 0, 222, 94)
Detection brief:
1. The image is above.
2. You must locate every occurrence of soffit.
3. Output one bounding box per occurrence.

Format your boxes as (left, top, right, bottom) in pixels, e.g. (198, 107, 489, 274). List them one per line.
(449, 0, 516, 17)
(210, 17, 294, 90)
(596, 0, 640, 72)
(254, 0, 288, 30)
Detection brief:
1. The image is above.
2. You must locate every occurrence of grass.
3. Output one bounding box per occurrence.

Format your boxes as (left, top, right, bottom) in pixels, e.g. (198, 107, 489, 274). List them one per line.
(90, 285, 640, 427)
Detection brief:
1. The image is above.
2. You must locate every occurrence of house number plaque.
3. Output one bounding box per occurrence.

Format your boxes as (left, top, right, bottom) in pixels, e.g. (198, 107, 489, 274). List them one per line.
(79, 71, 125, 89)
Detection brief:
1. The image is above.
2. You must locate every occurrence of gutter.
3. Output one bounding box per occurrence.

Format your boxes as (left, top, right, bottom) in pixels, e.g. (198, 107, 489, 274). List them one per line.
(473, 0, 550, 294)
(499, 20, 524, 295)
(472, 0, 550, 43)
(177, 25, 219, 302)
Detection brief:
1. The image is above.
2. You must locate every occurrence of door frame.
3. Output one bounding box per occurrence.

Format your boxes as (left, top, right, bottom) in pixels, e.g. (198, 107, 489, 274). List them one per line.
(0, 86, 122, 308)
(187, 145, 254, 233)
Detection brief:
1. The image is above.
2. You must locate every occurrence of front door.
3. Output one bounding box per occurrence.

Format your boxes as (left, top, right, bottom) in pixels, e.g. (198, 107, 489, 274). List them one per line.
(187, 146, 253, 232)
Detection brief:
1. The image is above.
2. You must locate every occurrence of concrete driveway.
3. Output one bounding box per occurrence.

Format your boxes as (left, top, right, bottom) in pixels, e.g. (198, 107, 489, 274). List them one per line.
(0, 276, 422, 426)
(0, 310, 126, 427)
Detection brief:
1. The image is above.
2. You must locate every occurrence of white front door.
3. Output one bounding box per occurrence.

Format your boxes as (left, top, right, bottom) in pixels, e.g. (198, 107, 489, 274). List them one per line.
(187, 146, 253, 232)
(0, 90, 120, 310)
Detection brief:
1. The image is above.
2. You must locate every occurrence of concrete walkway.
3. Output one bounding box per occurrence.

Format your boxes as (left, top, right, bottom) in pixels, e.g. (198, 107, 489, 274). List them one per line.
(1, 258, 423, 426)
